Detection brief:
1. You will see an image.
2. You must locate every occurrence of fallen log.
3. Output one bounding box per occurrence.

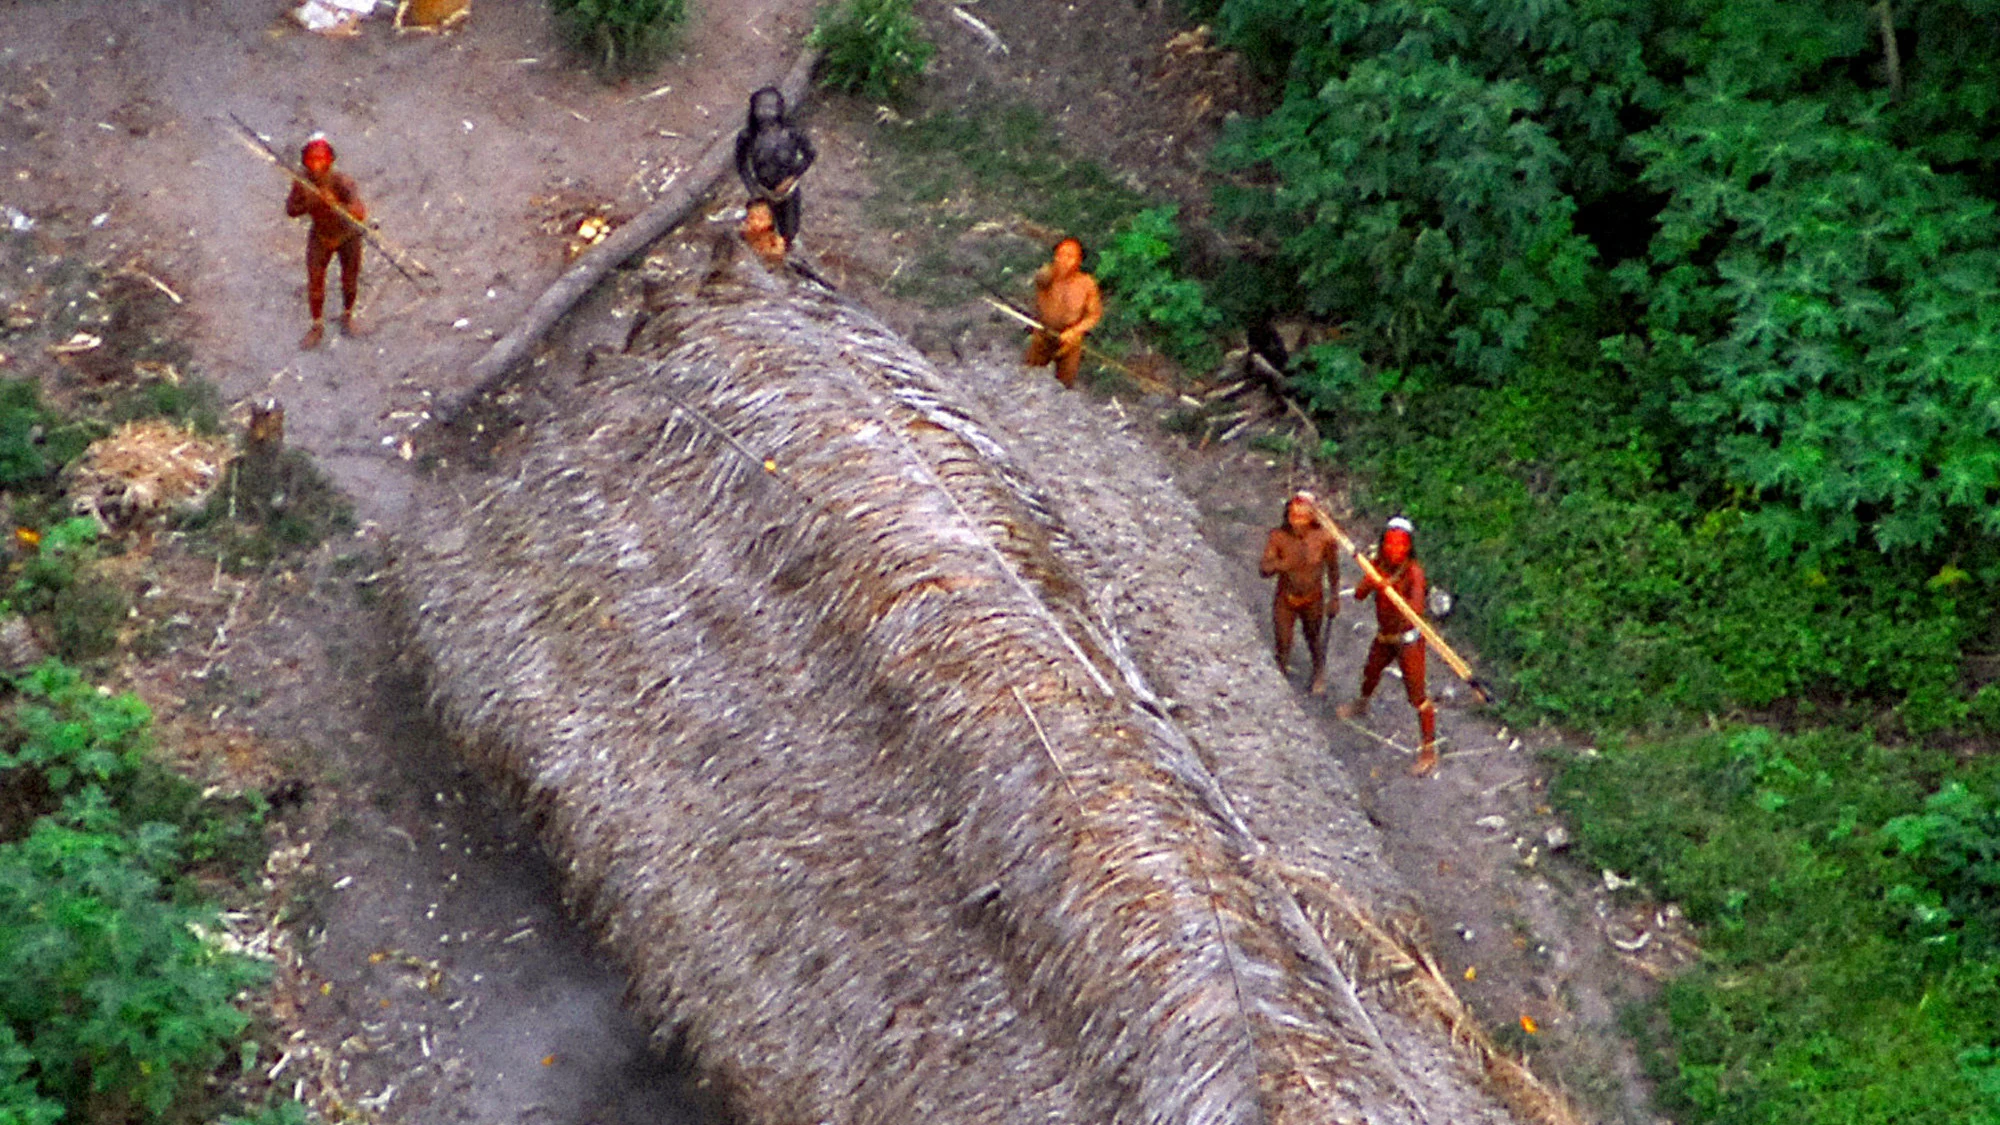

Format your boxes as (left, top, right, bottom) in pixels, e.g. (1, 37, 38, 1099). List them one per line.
(445, 47, 820, 417)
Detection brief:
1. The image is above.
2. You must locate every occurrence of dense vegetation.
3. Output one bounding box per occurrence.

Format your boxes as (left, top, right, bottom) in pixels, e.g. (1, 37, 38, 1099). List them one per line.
(0, 659, 275, 1124)
(0, 376, 317, 1124)
(1171, 1, 2000, 1120)
(1560, 730, 2000, 1123)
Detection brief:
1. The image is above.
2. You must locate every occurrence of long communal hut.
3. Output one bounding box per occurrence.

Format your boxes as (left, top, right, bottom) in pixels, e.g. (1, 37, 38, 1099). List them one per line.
(391, 246, 1577, 1125)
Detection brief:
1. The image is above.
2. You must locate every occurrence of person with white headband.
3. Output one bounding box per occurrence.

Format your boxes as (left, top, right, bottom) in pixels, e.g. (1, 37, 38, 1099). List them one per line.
(1336, 516, 1440, 775)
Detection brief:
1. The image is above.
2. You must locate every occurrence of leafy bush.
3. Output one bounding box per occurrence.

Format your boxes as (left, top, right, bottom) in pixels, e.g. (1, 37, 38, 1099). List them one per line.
(0, 1025, 63, 1125)
(0, 380, 97, 489)
(1618, 89, 2000, 554)
(0, 660, 273, 1122)
(10, 518, 130, 663)
(810, 0, 932, 103)
(548, 0, 687, 75)
(1214, 42, 1598, 384)
(1882, 780, 2000, 956)
(1093, 206, 1224, 372)
(0, 819, 265, 1118)
(1557, 728, 2000, 1124)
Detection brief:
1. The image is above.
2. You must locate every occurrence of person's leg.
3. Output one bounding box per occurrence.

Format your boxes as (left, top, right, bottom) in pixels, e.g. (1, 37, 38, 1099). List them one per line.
(301, 238, 332, 349)
(1400, 642, 1438, 774)
(1337, 639, 1395, 718)
(1302, 600, 1328, 695)
(336, 238, 364, 334)
(1055, 342, 1081, 388)
(1272, 593, 1297, 674)
(776, 191, 802, 242)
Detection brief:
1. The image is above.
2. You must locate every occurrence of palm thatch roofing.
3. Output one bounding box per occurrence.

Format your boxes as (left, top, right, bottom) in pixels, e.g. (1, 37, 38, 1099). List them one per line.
(391, 250, 1571, 1125)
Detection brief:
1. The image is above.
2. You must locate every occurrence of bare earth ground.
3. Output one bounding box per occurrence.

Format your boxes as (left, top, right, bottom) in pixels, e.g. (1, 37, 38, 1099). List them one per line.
(1, 0, 1692, 1122)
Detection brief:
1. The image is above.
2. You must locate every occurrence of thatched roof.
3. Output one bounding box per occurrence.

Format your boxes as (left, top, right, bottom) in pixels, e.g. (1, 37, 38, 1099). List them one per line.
(392, 252, 1547, 1125)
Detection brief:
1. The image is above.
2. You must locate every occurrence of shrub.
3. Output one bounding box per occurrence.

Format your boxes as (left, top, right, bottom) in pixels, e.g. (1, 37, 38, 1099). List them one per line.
(0, 380, 97, 489)
(1094, 206, 1224, 372)
(548, 0, 688, 75)
(0, 819, 266, 1118)
(10, 518, 130, 663)
(0, 1025, 63, 1125)
(0, 660, 274, 1121)
(810, 0, 932, 102)
(1214, 46, 1598, 385)
(1619, 90, 2000, 555)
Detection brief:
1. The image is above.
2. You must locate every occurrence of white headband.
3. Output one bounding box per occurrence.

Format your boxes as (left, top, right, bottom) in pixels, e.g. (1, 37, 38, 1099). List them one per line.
(1386, 516, 1414, 534)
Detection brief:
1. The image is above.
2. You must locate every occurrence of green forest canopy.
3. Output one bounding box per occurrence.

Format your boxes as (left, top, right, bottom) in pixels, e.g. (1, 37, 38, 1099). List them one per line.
(1197, 0, 2000, 558)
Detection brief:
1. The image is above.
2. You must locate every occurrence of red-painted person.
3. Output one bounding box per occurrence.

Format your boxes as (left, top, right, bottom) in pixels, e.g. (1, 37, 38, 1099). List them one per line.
(1335, 516, 1439, 775)
(285, 134, 366, 349)
(1259, 491, 1339, 695)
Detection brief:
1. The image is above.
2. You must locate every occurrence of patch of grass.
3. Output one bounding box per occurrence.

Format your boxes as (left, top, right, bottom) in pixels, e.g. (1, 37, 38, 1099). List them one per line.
(0, 379, 100, 489)
(109, 375, 224, 435)
(876, 105, 1145, 244)
(548, 0, 687, 76)
(1556, 728, 2000, 1124)
(184, 449, 355, 573)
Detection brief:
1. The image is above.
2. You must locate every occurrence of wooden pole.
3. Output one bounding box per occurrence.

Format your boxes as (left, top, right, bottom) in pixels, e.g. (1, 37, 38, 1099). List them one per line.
(1307, 500, 1493, 703)
(224, 114, 434, 290)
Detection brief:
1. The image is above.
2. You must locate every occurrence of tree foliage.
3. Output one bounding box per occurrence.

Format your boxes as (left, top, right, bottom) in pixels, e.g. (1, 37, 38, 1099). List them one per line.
(1621, 87, 2000, 552)
(1206, 0, 2000, 557)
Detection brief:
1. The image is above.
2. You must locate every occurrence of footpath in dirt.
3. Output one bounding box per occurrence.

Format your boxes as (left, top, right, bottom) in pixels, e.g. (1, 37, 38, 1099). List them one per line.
(1, 1, 1686, 1122)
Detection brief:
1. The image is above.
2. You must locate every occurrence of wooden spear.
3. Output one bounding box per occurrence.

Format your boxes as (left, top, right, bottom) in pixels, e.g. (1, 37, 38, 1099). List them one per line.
(1307, 500, 1494, 704)
(222, 113, 434, 290)
(976, 294, 1171, 393)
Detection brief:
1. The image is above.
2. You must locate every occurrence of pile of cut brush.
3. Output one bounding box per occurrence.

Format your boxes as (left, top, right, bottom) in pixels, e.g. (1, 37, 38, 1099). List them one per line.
(391, 248, 1572, 1125)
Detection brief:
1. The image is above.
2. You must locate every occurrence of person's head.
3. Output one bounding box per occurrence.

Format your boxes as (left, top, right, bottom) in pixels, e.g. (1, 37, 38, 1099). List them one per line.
(301, 134, 335, 177)
(747, 86, 786, 129)
(1052, 237, 1084, 275)
(743, 199, 775, 235)
(1381, 515, 1415, 566)
(1284, 490, 1316, 533)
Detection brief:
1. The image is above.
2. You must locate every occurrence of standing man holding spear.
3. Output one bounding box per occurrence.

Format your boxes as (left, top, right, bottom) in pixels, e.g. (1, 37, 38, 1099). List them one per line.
(225, 116, 430, 348)
(283, 133, 366, 349)
(1306, 506, 1492, 777)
